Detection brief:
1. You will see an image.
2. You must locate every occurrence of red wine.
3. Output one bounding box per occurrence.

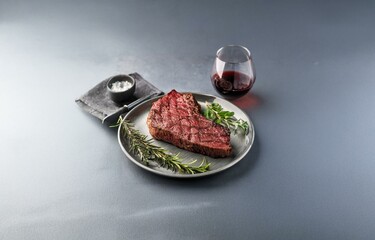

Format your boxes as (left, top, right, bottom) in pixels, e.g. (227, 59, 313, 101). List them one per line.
(211, 71, 254, 97)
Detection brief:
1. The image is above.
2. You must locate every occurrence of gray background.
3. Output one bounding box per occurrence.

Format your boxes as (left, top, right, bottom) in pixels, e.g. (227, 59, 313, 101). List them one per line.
(1, 0, 375, 239)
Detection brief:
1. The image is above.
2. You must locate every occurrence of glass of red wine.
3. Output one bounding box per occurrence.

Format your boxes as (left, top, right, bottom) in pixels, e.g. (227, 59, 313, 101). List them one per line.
(211, 45, 255, 98)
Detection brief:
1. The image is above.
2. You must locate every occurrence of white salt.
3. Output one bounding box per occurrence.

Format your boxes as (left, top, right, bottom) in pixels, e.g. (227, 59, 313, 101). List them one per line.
(111, 80, 133, 92)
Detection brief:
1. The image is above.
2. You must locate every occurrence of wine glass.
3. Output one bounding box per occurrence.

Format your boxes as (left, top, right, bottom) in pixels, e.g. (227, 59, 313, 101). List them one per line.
(211, 45, 256, 98)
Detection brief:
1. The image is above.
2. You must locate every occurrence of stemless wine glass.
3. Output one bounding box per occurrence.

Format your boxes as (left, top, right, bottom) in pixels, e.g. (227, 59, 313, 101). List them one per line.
(211, 45, 255, 98)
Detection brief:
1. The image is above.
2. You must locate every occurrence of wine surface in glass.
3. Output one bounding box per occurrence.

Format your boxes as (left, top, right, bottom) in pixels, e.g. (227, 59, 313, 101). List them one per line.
(211, 71, 254, 97)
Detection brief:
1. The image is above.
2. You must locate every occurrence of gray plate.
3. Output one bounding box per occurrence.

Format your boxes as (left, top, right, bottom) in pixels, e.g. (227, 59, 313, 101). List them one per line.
(117, 93, 255, 178)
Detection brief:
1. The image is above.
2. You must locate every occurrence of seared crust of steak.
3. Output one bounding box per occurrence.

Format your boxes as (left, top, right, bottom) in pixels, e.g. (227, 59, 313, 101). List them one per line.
(147, 90, 232, 158)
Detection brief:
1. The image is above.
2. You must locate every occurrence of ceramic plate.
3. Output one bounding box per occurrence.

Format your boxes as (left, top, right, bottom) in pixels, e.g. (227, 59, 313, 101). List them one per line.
(118, 93, 255, 178)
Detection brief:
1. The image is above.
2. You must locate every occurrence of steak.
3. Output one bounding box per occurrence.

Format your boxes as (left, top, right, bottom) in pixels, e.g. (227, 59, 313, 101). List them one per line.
(146, 90, 232, 158)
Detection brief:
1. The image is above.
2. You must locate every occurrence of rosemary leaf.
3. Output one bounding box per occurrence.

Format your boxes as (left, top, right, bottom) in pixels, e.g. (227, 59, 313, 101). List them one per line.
(112, 116, 210, 174)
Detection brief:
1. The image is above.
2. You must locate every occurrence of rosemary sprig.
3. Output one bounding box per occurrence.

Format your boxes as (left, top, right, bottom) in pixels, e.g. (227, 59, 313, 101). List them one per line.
(113, 116, 210, 174)
(204, 102, 249, 135)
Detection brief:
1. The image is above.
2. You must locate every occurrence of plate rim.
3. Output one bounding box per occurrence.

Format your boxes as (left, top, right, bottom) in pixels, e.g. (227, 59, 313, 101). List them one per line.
(117, 92, 255, 178)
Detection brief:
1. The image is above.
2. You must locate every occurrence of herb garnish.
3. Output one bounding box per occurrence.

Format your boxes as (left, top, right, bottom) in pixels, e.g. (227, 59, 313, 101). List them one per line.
(113, 116, 210, 174)
(204, 102, 249, 135)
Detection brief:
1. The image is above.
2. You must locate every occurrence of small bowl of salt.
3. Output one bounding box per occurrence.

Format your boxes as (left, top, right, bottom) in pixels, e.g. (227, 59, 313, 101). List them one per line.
(107, 74, 136, 103)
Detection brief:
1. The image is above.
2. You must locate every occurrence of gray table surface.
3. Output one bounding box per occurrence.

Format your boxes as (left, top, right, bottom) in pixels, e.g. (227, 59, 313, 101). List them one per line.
(1, 0, 375, 239)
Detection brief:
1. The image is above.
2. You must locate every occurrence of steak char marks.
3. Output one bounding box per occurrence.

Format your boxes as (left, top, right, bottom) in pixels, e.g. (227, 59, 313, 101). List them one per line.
(146, 90, 232, 158)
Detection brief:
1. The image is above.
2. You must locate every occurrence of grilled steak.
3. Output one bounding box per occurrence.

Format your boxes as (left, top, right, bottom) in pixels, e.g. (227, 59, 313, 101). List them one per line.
(146, 90, 232, 158)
